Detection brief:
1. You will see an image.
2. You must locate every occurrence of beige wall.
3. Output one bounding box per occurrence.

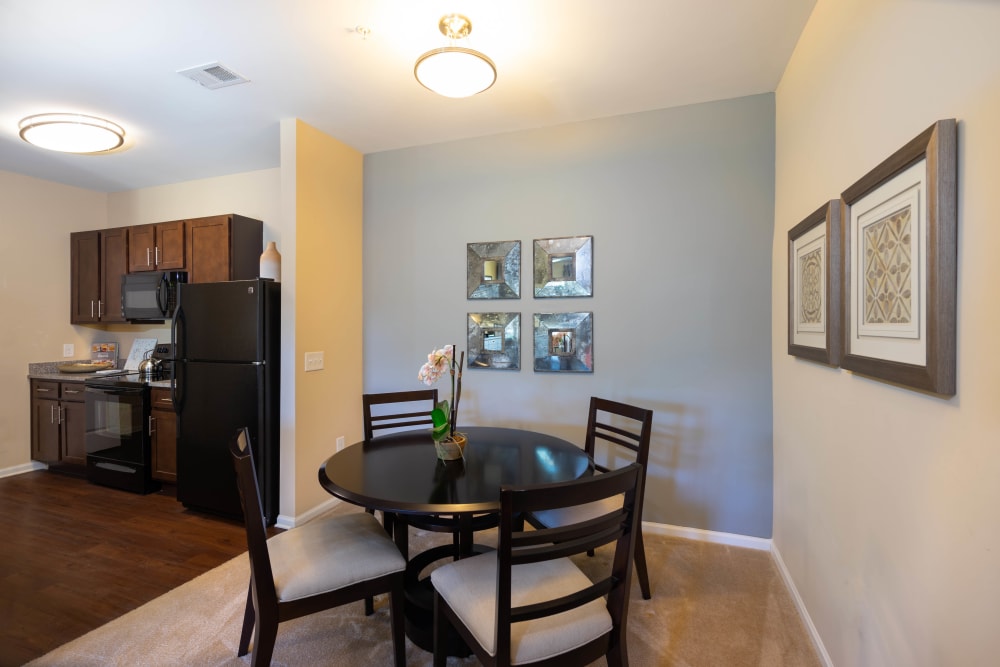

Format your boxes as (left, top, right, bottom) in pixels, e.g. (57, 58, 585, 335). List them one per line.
(291, 120, 364, 516)
(773, 0, 1000, 664)
(0, 172, 107, 471)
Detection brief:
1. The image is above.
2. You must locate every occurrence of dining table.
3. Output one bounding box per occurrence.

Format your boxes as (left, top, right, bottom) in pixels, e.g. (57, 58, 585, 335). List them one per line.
(317, 425, 593, 654)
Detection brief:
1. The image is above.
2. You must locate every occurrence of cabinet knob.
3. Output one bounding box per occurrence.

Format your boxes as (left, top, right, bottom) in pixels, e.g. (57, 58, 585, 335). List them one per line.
(148, 415, 156, 435)
(64, 389, 80, 395)
(155, 246, 161, 266)
(36, 387, 53, 393)
(146, 247, 152, 266)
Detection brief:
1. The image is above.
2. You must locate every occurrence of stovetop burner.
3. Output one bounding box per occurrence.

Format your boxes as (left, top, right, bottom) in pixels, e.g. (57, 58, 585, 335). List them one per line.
(84, 371, 168, 388)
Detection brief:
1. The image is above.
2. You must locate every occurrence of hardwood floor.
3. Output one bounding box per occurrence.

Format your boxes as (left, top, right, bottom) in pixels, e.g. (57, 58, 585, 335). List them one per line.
(0, 469, 250, 667)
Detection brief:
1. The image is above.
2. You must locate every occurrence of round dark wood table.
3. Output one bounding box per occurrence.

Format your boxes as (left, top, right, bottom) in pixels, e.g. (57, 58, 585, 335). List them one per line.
(318, 426, 592, 515)
(317, 426, 593, 654)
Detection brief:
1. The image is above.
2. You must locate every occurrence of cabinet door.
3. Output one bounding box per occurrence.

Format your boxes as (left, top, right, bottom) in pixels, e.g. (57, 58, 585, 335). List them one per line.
(155, 220, 186, 270)
(70, 231, 101, 323)
(100, 227, 128, 323)
(60, 399, 87, 465)
(31, 398, 60, 463)
(128, 224, 157, 272)
(150, 388, 177, 482)
(186, 215, 232, 284)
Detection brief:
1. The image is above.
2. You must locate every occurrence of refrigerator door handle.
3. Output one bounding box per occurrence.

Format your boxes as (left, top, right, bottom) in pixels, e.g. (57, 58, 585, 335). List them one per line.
(171, 307, 185, 409)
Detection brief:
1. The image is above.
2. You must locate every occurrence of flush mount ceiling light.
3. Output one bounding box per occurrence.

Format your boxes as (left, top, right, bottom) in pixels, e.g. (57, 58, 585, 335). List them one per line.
(18, 113, 125, 154)
(414, 14, 496, 98)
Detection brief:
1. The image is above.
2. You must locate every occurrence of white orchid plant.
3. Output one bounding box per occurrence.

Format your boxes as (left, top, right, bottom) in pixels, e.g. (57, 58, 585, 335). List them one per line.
(417, 344, 465, 442)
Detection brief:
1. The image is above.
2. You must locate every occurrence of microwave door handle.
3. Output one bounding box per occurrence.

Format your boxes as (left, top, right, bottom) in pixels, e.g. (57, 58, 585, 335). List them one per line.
(156, 274, 168, 315)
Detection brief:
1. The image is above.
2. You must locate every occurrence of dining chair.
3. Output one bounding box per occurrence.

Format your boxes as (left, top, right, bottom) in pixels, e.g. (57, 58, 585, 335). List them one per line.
(229, 427, 407, 667)
(431, 463, 644, 667)
(363, 389, 439, 441)
(525, 396, 654, 599)
(363, 390, 500, 557)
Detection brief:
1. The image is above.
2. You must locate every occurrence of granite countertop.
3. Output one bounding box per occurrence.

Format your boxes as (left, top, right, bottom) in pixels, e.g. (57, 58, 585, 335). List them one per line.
(27, 361, 107, 382)
(27, 361, 172, 387)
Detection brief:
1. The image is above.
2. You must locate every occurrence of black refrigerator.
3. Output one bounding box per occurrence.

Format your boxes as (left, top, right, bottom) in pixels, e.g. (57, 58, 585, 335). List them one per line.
(172, 279, 280, 525)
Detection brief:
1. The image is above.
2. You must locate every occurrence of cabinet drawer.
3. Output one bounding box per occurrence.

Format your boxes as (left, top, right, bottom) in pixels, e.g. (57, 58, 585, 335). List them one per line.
(32, 381, 60, 397)
(59, 383, 86, 402)
(150, 387, 174, 411)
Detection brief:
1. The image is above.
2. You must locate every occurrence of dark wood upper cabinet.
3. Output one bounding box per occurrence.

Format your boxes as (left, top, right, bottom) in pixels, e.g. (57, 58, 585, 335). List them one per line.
(70, 231, 100, 323)
(186, 214, 262, 283)
(100, 227, 127, 323)
(71, 228, 128, 324)
(128, 220, 185, 272)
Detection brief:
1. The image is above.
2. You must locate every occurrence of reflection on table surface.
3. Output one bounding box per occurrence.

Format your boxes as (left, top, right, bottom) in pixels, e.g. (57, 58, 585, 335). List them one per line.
(319, 426, 592, 515)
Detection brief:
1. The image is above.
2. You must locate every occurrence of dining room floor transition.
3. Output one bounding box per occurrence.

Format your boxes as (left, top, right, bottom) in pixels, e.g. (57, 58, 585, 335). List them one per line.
(2, 470, 821, 666)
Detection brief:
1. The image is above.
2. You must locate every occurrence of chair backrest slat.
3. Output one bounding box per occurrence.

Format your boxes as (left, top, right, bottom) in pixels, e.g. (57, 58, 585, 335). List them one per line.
(511, 578, 614, 623)
(363, 390, 439, 441)
(585, 397, 654, 468)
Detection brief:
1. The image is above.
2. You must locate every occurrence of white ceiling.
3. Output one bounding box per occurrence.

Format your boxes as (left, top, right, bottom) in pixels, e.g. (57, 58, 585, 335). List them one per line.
(0, 0, 816, 193)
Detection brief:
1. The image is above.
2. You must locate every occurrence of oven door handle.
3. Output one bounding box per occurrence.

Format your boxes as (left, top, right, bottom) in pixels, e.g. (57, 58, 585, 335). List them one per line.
(86, 385, 143, 397)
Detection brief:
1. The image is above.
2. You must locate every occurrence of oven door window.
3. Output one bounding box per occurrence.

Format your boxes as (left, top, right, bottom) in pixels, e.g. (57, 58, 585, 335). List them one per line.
(85, 387, 147, 465)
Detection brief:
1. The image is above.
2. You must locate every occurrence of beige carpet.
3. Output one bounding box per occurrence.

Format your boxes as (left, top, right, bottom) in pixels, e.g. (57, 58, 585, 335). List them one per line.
(27, 508, 821, 667)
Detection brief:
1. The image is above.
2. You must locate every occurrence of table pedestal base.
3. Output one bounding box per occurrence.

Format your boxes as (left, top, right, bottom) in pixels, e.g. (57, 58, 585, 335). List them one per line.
(403, 543, 491, 656)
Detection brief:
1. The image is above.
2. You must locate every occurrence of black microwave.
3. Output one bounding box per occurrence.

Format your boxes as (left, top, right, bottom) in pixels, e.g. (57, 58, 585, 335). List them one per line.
(121, 271, 187, 322)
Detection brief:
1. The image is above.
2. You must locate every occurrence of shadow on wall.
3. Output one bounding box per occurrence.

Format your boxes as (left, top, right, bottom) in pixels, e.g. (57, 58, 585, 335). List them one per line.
(636, 401, 707, 531)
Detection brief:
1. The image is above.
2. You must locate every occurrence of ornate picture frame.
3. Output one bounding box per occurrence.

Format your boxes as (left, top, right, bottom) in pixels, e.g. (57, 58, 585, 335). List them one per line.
(841, 118, 957, 395)
(467, 240, 520, 299)
(788, 200, 842, 366)
(467, 312, 520, 370)
(532, 312, 593, 372)
(533, 236, 593, 297)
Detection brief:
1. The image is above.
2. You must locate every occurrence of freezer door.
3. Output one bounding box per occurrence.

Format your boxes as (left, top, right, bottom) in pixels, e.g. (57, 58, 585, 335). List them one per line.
(173, 280, 268, 363)
(176, 361, 271, 520)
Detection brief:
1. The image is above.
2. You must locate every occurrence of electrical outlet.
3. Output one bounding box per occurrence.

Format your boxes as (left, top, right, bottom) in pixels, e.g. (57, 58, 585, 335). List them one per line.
(63, 344, 74, 358)
(304, 351, 324, 372)
(336, 436, 345, 452)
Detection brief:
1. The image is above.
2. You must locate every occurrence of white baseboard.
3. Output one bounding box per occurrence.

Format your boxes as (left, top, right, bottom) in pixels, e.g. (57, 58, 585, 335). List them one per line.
(642, 520, 772, 551)
(277, 495, 343, 529)
(0, 461, 47, 479)
(771, 541, 834, 667)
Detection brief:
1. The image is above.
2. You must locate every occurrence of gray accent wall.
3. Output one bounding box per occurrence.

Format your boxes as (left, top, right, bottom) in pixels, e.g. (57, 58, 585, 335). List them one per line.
(363, 94, 775, 537)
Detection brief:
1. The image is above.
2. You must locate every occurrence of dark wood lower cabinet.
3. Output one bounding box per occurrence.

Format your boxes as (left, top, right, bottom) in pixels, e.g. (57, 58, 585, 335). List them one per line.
(150, 387, 177, 483)
(30, 380, 87, 468)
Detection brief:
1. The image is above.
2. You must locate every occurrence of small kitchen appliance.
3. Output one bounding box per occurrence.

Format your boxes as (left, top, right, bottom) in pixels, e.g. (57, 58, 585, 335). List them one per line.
(121, 271, 187, 322)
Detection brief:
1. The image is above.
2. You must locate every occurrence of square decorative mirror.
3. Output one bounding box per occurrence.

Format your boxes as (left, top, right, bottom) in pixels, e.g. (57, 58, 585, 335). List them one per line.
(468, 312, 520, 370)
(533, 236, 593, 297)
(533, 312, 593, 372)
(468, 241, 520, 299)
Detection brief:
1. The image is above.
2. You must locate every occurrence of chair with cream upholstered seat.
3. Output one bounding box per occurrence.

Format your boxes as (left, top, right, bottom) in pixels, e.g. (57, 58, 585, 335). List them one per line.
(525, 396, 654, 600)
(431, 463, 644, 667)
(229, 427, 407, 667)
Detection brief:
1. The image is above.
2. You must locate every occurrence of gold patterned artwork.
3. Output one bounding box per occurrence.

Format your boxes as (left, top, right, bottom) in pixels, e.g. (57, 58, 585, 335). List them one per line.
(863, 206, 912, 324)
(798, 247, 823, 325)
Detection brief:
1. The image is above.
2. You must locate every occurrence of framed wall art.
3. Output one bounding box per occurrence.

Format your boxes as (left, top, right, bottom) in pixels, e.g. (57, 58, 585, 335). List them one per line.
(533, 236, 593, 297)
(467, 312, 520, 370)
(841, 118, 957, 395)
(788, 200, 842, 366)
(467, 240, 520, 299)
(533, 312, 593, 373)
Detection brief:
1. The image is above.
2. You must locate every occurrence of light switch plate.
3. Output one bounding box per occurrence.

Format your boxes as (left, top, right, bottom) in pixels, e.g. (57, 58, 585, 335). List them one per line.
(63, 344, 74, 358)
(304, 351, 324, 372)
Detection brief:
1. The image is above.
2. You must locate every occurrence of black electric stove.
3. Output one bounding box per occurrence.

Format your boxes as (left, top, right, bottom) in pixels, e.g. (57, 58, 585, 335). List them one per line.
(83, 344, 174, 494)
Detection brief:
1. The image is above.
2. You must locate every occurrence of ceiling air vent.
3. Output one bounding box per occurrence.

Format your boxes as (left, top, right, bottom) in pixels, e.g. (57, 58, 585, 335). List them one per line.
(177, 62, 250, 90)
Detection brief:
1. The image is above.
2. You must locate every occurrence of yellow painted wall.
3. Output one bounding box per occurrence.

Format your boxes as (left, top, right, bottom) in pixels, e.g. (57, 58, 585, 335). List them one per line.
(292, 120, 363, 515)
